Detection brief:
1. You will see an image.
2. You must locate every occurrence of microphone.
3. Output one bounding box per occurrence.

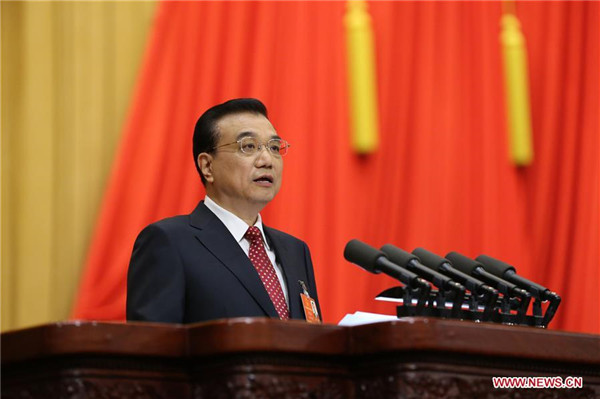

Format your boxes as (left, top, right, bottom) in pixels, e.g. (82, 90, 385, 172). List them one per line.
(344, 239, 429, 290)
(344, 239, 432, 313)
(475, 254, 561, 325)
(412, 248, 497, 296)
(445, 251, 532, 318)
(381, 245, 465, 293)
(475, 255, 558, 301)
(412, 247, 498, 319)
(381, 244, 465, 317)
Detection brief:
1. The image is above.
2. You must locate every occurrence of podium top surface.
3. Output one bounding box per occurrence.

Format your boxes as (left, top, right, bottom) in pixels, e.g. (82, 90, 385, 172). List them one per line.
(2, 317, 599, 365)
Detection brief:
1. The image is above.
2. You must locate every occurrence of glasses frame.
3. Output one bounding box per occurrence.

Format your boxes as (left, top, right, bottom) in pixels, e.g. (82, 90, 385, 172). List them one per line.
(214, 137, 290, 157)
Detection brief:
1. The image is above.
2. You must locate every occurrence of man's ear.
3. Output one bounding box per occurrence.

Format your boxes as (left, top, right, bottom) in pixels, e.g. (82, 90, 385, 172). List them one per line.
(198, 153, 214, 183)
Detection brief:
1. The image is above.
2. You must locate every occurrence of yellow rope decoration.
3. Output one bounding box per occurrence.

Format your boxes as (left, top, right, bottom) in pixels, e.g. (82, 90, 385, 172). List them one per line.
(500, 2, 534, 166)
(345, 0, 379, 154)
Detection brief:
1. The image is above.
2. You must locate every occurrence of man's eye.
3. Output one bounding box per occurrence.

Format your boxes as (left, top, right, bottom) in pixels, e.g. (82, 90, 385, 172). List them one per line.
(269, 144, 281, 152)
(242, 142, 257, 151)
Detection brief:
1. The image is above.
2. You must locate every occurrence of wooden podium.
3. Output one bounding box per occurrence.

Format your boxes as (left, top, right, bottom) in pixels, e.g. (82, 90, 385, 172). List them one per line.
(2, 317, 599, 398)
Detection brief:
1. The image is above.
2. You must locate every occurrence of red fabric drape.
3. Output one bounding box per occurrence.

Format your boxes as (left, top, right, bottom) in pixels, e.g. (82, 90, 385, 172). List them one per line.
(73, 1, 599, 334)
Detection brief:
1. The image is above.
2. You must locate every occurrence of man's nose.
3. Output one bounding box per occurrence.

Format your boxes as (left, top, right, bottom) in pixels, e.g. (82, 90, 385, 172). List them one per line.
(254, 145, 274, 167)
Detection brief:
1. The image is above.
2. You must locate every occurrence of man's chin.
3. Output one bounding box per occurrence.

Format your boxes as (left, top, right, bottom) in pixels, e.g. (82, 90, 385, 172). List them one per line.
(249, 189, 278, 205)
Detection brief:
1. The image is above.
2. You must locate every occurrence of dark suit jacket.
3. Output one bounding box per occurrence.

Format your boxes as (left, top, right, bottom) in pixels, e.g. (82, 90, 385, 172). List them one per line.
(126, 201, 321, 323)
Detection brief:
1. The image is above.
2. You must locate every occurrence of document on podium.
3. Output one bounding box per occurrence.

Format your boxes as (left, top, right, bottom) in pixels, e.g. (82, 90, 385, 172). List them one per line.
(338, 311, 398, 326)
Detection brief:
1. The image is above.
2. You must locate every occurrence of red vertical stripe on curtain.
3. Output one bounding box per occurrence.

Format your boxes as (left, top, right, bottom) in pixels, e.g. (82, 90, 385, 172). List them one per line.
(73, 1, 599, 334)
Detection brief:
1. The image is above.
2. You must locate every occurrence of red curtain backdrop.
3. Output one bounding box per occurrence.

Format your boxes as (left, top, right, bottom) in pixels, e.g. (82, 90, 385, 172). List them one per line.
(73, 1, 599, 334)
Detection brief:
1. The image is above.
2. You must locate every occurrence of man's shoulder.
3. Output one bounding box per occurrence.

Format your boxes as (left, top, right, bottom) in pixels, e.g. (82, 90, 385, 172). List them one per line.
(140, 201, 210, 233)
(152, 214, 189, 226)
(140, 214, 192, 236)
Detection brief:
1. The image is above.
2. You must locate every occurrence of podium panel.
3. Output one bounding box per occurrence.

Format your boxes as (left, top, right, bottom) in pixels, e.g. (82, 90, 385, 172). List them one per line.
(2, 318, 599, 398)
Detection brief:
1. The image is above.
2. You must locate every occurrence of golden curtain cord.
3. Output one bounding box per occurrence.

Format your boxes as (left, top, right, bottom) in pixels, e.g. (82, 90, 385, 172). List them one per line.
(344, 0, 380, 154)
(1, 1, 156, 332)
(500, 0, 534, 166)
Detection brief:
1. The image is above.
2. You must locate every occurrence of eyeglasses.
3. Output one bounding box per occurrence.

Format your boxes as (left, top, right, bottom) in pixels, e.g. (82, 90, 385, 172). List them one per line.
(214, 137, 290, 157)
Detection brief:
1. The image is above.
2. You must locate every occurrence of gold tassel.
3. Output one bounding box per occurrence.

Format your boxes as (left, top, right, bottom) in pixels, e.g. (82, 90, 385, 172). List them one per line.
(500, 5, 534, 166)
(345, 0, 379, 154)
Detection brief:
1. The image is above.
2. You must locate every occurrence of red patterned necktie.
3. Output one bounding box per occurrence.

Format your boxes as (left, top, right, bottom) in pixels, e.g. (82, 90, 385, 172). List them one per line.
(244, 226, 289, 320)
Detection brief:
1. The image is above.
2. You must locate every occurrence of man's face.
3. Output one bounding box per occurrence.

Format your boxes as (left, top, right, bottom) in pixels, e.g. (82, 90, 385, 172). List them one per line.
(204, 112, 283, 214)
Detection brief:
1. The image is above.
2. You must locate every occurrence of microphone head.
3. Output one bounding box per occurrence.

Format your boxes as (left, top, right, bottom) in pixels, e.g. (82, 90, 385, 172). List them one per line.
(412, 248, 448, 271)
(475, 254, 516, 277)
(344, 239, 383, 274)
(445, 251, 483, 275)
(381, 244, 418, 268)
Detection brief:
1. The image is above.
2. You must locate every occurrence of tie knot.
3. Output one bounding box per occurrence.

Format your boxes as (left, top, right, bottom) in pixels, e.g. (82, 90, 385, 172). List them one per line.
(245, 226, 262, 242)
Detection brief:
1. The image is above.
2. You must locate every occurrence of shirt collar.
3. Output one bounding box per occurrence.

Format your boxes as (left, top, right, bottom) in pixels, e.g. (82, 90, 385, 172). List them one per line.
(204, 195, 270, 249)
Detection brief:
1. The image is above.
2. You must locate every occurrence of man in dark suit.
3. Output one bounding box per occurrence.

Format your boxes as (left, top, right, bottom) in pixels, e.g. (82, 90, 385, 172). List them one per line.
(126, 98, 321, 323)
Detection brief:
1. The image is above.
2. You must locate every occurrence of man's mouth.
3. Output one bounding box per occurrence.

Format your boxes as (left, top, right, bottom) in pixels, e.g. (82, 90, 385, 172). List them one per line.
(253, 175, 274, 184)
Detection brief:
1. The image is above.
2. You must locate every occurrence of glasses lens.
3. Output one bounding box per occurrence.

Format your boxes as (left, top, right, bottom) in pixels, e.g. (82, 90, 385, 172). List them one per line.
(239, 137, 258, 154)
(269, 139, 289, 156)
(238, 137, 288, 156)
(267, 139, 283, 156)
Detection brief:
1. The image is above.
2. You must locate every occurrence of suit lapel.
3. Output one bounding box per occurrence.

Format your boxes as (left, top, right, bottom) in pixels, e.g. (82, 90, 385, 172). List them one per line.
(264, 227, 303, 320)
(189, 202, 278, 318)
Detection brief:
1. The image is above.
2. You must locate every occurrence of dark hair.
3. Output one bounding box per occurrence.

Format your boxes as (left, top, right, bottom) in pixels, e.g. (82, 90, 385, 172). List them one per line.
(193, 98, 268, 185)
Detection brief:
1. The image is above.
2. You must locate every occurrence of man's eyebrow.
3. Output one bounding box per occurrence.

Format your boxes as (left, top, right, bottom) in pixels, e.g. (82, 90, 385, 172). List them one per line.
(235, 131, 282, 140)
(236, 131, 256, 140)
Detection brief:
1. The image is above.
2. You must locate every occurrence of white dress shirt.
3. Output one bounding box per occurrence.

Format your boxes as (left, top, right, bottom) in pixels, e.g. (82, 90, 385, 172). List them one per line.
(203, 195, 289, 304)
